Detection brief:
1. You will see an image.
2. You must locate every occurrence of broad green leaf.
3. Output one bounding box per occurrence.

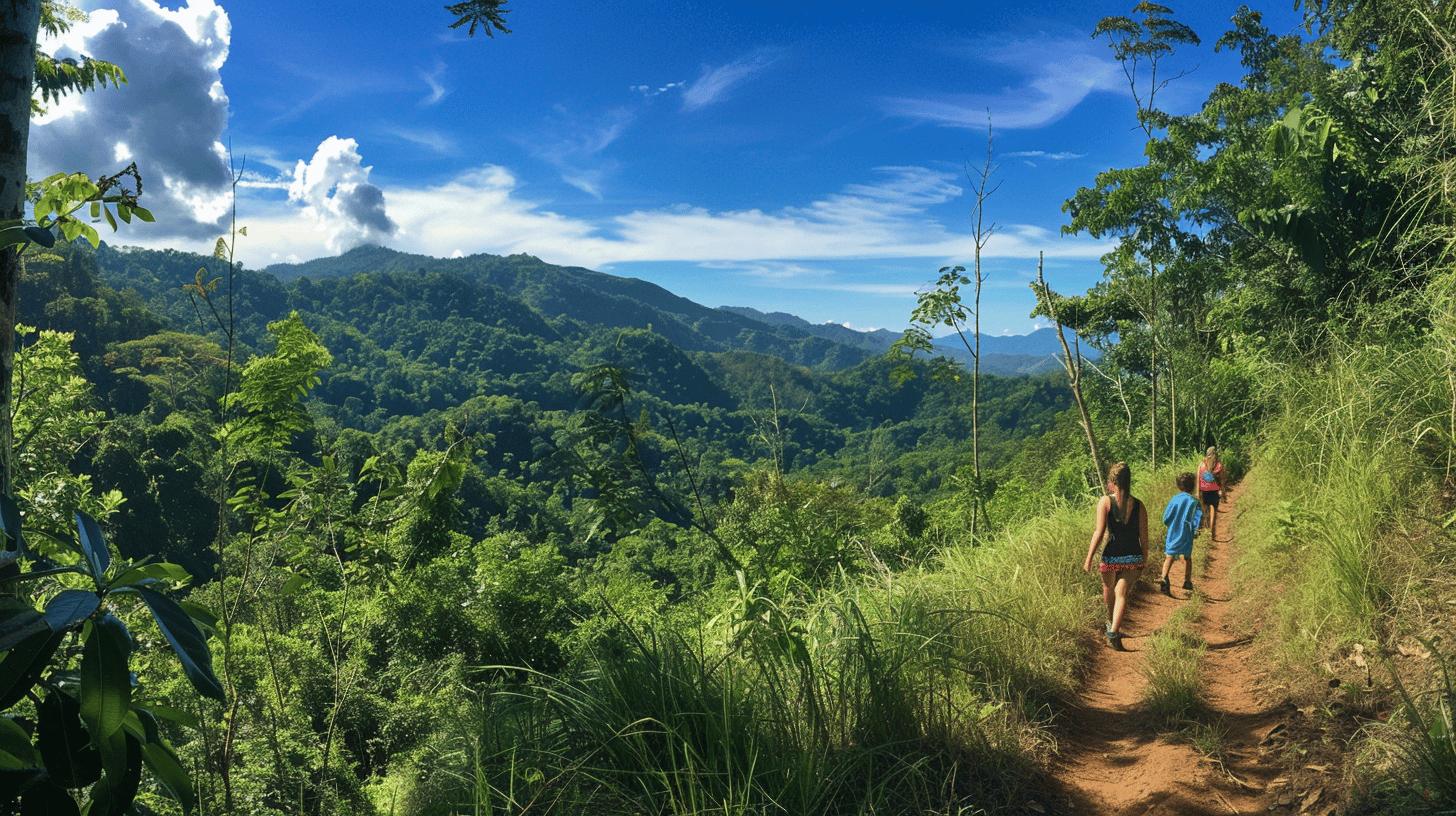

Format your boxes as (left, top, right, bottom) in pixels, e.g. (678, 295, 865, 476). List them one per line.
(40, 589, 100, 636)
(178, 599, 218, 632)
(22, 226, 55, 248)
(137, 588, 224, 701)
(0, 632, 62, 709)
(74, 511, 111, 579)
(132, 206, 154, 222)
(88, 729, 141, 816)
(0, 493, 25, 554)
(142, 740, 196, 813)
(0, 716, 37, 768)
(110, 561, 192, 589)
(279, 573, 308, 596)
(79, 614, 132, 738)
(0, 607, 45, 652)
(20, 778, 79, 816)
(144, 704, 200, 731)
(37, 690, 101, 788)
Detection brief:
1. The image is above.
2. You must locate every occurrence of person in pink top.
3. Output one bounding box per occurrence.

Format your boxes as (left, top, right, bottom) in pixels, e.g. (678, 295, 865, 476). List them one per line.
(1198, 446, 1225, 539)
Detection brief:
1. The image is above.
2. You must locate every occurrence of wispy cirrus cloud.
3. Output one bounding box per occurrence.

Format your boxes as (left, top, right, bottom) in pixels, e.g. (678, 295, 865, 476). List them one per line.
(383, 125, 458, 155)
(883, 34, 1123, 130)
(682, 49, 782, 111)
(209, 160, 1112, 269)
(419, 60, 448, 106)
(717, 262, 923, 297)
(1003, 149, 1084, 160)
(526, 106, 636, 198)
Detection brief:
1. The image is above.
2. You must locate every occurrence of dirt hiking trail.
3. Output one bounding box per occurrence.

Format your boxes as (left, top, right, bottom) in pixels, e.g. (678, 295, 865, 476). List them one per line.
(1052, 484, 1292, 815)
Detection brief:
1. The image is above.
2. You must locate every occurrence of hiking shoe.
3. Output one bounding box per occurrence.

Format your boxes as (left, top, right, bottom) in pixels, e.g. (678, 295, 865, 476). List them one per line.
(1107, 631, 1126, 651)
(1160, 578, 1172, 596)
(1182, 580, 1194, 591)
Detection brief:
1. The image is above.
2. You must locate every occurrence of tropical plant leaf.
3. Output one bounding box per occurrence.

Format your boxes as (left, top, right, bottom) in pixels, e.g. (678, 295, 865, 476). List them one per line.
(87, 729, 141, 816)
(0, 715, 37, 769)
(136, 588, 224, 700)
(40, 589, 100, 637)
(145, 704, 200, 731)
(22, 226, 55, 248)
(74, 511, 110, 579)
(0, 494, 25, 555)
(141, 739, 195, 813)
(0, 632, 62, 709)
(37, 690, 101, 788)
(0, 607, 45, 652)
(109, 561, 191, 589)
(20, 778, 79, 816)
(79, 614, 132, 739)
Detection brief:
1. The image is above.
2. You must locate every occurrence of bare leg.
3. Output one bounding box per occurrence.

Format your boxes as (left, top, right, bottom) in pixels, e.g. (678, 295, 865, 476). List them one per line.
(1100, 571, 1116, 628)
(1160, 556, 1173, 581)
(1209, 504, 1219, 540)
(1183, 556, 1194, 585)
(1111, 572, 1137, 634)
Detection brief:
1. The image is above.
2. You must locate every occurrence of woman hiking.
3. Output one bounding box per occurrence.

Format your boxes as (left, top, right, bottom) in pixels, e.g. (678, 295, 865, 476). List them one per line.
(1198, 446, 1225, 539)
(1081, 462, 1149, 651)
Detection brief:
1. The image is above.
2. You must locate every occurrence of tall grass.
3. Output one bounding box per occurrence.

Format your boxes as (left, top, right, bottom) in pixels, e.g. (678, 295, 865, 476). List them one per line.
(1229, 272, 1456, 808)
(437, 584, 1046, 815)
(1140, 595, 1205, 724)
(378, 486, 1158, 814)
(1232, 303, 1454, 669)
(1376, 643, 1456, 813)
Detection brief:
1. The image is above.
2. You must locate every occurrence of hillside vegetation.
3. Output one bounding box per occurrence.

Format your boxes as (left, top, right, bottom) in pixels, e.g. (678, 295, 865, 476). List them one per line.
(4, 1, 1456, 815)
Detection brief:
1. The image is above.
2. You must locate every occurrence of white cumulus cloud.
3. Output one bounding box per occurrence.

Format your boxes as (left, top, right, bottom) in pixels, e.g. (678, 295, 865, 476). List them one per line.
(287, 136, 397, 253)
(30, 0, 234, 238)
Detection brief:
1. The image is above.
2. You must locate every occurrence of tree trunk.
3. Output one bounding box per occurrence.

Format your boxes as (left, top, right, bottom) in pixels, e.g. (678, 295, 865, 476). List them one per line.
(972, 245, 985, 536)
(1169, 354, 1177, 464)
(0, 0, 42, 497)
(1037, 253, 1106, 488)
(1148, 264, 1158, 470)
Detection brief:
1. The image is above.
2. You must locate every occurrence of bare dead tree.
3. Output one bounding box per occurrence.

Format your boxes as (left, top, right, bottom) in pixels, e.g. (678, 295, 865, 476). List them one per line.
(966, 118, 1000, 534)
(1034, 252, 1106, 489)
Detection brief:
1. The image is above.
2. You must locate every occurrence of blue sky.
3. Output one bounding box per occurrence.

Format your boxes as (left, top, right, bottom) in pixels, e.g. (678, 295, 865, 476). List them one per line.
(31, 0, 1305, 334)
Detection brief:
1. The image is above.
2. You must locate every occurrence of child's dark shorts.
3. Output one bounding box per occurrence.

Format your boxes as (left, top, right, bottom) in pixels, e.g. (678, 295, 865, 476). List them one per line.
(1200, 490, 1220, 507)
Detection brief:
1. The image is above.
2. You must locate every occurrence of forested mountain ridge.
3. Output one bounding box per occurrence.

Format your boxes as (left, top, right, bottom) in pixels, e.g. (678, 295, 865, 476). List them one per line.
(262, 244, 868, 368)
(17, 241, 1073, 572)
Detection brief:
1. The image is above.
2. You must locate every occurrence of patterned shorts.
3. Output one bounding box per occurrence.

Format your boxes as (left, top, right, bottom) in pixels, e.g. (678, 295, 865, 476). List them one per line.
(1099, 554, 1145, 574)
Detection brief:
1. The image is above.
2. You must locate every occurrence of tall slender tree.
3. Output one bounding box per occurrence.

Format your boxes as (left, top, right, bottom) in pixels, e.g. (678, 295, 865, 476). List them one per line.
(0, 0, 45, 497)
(892, 122, 998, 537)
(1071, 1, 1205, 466)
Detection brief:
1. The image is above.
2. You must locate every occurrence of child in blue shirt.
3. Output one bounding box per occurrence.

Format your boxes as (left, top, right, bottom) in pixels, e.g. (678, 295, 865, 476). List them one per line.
(1159, 472, 1203, 596)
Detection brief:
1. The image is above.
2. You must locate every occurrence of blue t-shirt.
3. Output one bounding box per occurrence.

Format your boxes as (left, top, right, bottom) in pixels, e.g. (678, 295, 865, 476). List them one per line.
(1162, 491, 1202, 556)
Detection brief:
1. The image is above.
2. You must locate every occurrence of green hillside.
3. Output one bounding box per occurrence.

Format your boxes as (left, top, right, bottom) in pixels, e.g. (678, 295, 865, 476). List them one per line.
(4, 1, 1456, 815)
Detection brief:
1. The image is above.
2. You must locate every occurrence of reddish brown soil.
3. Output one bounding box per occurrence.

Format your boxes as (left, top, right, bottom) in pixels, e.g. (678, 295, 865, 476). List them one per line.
(1051, 484, 1295, 815)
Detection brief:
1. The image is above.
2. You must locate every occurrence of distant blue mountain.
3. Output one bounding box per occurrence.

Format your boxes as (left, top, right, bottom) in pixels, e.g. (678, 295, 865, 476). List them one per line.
(718, 306, 1098, 376)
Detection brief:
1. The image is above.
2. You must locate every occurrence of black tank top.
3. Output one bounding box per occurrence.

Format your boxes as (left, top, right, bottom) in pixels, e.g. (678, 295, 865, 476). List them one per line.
(1104, 498, 1142, 559)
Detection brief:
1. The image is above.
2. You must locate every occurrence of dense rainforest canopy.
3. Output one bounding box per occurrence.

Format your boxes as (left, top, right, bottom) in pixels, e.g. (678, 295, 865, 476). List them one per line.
(3, 0, 1456, 814)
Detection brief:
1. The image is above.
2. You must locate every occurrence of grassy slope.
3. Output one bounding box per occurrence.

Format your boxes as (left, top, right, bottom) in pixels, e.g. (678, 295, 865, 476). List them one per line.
(1227, 277, 1456, 812)
(380, 463, 1194, 815)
